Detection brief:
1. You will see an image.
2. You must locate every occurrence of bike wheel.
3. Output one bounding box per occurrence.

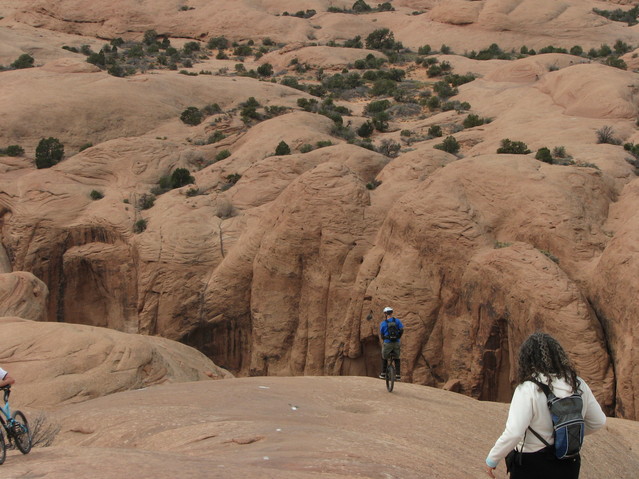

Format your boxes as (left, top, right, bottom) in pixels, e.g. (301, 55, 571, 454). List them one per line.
(11, 411, 31, 454)
(0, 427, 6, 465)
(386, 362, 396, 392)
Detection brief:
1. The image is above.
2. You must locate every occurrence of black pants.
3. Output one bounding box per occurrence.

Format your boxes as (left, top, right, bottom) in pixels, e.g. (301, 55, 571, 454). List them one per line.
(510, 447, 580, 479)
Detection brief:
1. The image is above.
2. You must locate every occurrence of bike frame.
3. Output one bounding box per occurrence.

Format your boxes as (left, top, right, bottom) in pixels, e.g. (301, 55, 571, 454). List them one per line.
(0, 390, 14, 425)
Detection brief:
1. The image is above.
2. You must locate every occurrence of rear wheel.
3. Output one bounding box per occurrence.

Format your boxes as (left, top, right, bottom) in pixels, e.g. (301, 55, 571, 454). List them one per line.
(11, 411, 31, 454)
(386, 361, 396, 392)
(0, 428, 6, 464)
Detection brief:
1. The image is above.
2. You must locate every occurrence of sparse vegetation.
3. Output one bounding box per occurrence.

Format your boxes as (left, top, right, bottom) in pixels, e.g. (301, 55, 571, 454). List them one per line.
(29, 412, 61, 448)
(138, 193, 156, 210)
(90, 190, 104, 200)
(170, 168, 195, 188)
(133, 219, 148, 233)
(596, 125, 621, 145)
(434, 136, 460, 154)
(1, 145, 24, 156)
(496, 139, 531, 154)
(11, 53, 35, 69)
(180, 107, 203, 126)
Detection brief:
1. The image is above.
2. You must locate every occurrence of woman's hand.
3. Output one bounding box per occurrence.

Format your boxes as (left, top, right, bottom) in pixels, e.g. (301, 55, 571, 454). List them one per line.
(484, 464, 496, 478)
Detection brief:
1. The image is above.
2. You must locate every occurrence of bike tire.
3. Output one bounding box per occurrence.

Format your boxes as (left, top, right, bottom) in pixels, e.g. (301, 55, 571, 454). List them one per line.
(0, 427, 6, 465)
(386, 363, 396, 392)
(11, 411, 31, 454)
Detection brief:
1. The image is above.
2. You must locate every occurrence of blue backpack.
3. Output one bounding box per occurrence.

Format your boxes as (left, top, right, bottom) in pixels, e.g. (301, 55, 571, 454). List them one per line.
(529, 379, 585, 459)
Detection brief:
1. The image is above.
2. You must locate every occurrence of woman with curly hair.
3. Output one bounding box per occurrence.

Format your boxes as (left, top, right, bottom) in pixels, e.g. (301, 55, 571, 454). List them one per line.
(484, 332, 606, 478)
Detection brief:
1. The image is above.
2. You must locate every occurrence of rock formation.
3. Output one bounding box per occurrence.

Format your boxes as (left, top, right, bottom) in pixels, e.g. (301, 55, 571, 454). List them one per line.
(1, 0, 639, 420)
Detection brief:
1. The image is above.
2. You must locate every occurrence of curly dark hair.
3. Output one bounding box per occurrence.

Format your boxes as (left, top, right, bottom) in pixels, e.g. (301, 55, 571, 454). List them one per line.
(517, 332, 580, 392)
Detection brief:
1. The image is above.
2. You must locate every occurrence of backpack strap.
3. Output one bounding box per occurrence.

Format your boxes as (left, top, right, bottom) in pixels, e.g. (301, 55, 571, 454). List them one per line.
(528, 378, 553, 448)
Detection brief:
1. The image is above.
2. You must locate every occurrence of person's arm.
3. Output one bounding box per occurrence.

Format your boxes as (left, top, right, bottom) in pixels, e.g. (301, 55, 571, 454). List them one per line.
(580, 380, 606, 434)
(485, 383, 534, 469)
(0, 367, 15, 387)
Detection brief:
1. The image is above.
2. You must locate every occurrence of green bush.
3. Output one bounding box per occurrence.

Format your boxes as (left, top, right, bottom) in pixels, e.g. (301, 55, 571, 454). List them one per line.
(365, 28, 400, 50)
(596, 125, 621, 145)
(5, 145, 24, 156)
(35, 137, 64, 169)
(352, 0, 372, 12)
(180, 107, 203, 125)
(357, 121, 374, 137)
(207, 131, 226, 144)
(428, 125, 443, 137)
(365, 99, 391, 114)
(11, 54, 34, 69)
(171, 168, 195, 188)
(300, 144, 313, 153)
(90, 190, 104, 200)
(535, 147, 553, 164)
(138, 193, 156, 210)
(434, 136, 460, 154)
(257, 63, 273, 76)
(463, 114, 485, 128)
(497, 139, 531, 154)
(215, 150, 231, 162)
(316, 140, 333, 148)
(133, 219, 148, 233)
(275, 140, 291, 155)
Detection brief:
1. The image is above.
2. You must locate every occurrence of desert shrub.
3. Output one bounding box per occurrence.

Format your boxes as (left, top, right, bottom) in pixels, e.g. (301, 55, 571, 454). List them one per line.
(365, 28, 401, 51)
(138, 193, 156, 210)
(445, 73, 476, 87)
(185, 187, 200, 197)
(300, 143, 313, 153)
(343, 35, 364, 49)
(596, 125, 621, 145)
(171, 168, 195, 188)
(425, 96, 440, 110)
(5, 145, 24, 156)
(552, 146, 568, 158)
(497, 139, 531, 154)
(316, 140, 333, 148)
(377, 139, 401, 157)
(11, 53, 34, 69)
(90, 190, 104, 200)
(370, 79, 397, 97)
(428, 125, 443, 137)
(180, 107, 203, 125)
(133, 219, 147, 233)
(352, 0, 372, 12)
(226, 173, 241, 185)
(203, 103, 222, 115)
(570, 45, 584, 56)
(29, 412, 61, 448)
(605, 56, 627, 69)
(274, 141, 291, 156)
(418, 44, 432, 55)
(463, 114, 485, 128)
(298, 98, 319, 112)
(365, 99, 391, 114)
(366, 179, 382, 190)
(256, 63, 273, 76)
(539, 45, 568, 54)
(466, 43, 511, 61)
(433, 81, 458, 99)
(593, 7, 639, 26)
(207, 131, 226, 144)
(35, 137, 64, 169)
(208, 36, 229, 49)
(234, 44, 252, 57)
(357, 121, 375, 138)
(434, 136, 460, 154)
(372, 111, 390, 132)
(378, 3, 394, 12)
(535, 147, 554, 164)
(215, 150, 232, 162)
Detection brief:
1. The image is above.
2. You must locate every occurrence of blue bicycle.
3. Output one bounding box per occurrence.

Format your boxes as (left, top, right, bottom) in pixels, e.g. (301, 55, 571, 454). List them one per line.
(0, 386, 31, 464)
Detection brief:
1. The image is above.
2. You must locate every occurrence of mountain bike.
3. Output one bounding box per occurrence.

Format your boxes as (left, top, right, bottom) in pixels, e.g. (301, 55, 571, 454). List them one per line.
(0, 386, 32, 464)
(385, 350, 399, 393)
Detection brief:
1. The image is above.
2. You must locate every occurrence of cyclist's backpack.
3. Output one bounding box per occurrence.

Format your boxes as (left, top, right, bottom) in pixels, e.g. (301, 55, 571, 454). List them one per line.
(528, 379, 585, 459)
(386, 318, 399, 341)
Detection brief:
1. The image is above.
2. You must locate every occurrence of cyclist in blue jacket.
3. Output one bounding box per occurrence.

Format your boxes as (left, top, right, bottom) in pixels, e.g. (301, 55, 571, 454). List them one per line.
(379, 307, 404, 380)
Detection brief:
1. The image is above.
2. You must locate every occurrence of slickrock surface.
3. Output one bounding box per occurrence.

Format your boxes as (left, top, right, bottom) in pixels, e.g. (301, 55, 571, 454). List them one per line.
(1, 377, 638, 478)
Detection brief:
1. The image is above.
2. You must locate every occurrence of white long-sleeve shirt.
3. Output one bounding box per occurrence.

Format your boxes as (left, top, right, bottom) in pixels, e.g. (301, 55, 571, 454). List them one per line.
(486, 374, 606, 468)
(0, 367, 7, 380)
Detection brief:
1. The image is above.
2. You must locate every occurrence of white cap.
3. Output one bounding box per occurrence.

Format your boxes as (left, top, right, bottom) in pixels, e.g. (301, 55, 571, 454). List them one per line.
(383, 307, 393, 313)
